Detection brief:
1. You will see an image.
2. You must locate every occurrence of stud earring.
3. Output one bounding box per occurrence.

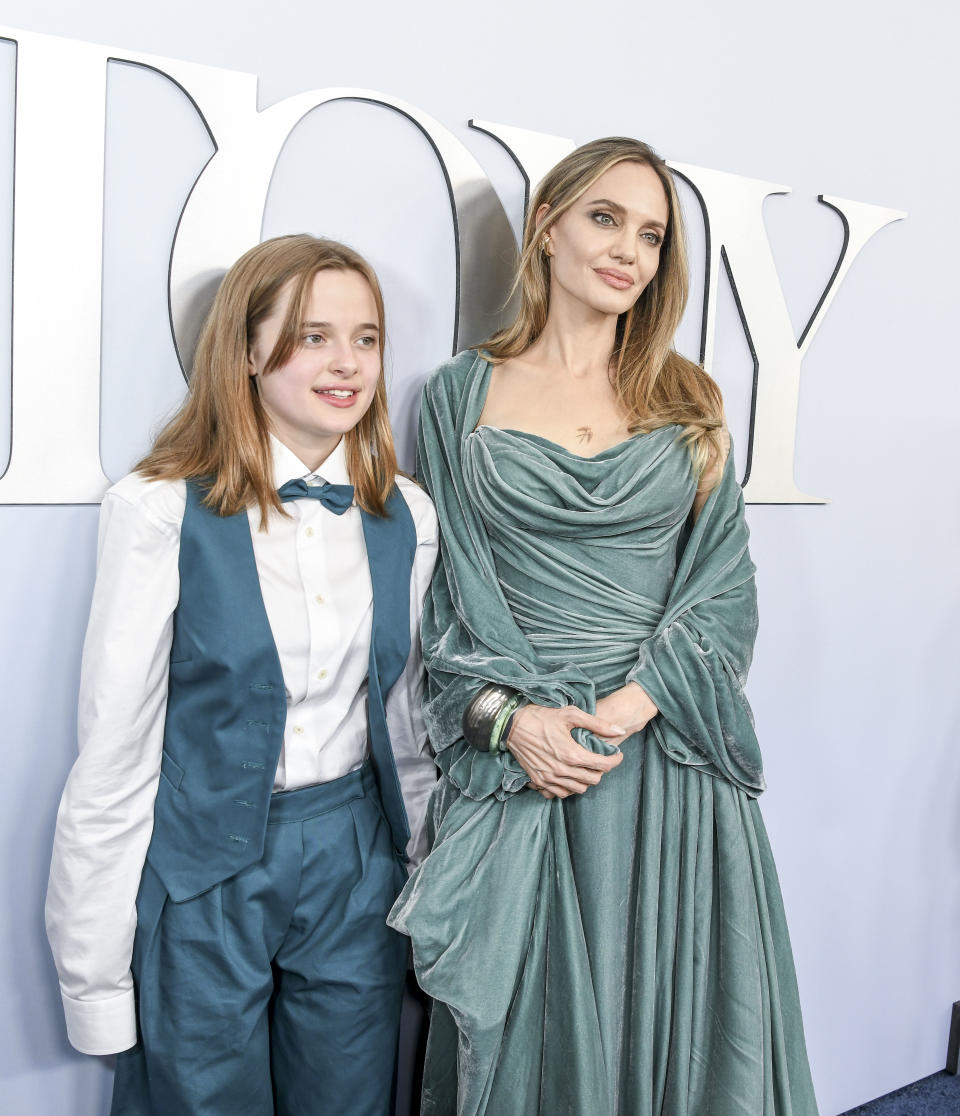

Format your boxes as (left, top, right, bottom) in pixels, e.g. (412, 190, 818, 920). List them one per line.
(541, 234, 551, 256)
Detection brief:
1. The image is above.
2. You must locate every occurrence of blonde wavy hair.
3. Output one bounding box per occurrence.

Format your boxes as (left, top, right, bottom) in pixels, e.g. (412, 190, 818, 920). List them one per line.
(483, 137, 725, 478)
(138, 235, 398, 522)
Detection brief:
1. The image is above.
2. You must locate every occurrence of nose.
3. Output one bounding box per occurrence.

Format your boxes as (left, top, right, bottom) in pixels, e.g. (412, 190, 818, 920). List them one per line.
(328, 341, 358, 376)
(610, 228, 636, 265)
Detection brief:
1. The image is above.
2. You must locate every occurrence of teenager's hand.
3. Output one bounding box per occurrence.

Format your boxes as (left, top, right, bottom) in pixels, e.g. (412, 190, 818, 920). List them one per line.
(504, 704, 625, 799)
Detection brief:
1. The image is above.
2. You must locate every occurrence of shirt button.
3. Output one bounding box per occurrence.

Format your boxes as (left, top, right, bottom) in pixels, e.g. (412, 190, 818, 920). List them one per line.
(317, 669, 328, 680)
(305, 527, 315, 538)
(314, 594, 324, 605)
(292, 725, 304, 735)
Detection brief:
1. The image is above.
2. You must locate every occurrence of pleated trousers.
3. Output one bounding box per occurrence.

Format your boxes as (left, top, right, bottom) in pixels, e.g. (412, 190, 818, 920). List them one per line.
(111, 763, 408, 1116)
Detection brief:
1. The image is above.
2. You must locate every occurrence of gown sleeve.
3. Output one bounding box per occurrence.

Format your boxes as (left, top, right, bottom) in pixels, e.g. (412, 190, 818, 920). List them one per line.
(626, 449, 766, 795)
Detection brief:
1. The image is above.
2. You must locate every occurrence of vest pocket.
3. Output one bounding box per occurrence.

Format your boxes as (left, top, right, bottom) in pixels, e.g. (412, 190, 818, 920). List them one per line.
(160, 749, 185, 790)
(168, 656, 197, 680)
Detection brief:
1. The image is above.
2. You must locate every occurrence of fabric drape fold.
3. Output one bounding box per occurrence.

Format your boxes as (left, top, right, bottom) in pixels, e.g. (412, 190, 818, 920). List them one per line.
(626, 453, 766, 796)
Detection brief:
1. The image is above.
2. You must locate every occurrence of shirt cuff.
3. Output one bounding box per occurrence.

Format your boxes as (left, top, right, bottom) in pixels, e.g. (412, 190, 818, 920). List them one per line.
(61, 987, 137, 1055)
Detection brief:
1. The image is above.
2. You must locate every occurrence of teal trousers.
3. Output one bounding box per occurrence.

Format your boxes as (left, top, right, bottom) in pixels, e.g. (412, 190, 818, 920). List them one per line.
(111, 763, 408, 1115)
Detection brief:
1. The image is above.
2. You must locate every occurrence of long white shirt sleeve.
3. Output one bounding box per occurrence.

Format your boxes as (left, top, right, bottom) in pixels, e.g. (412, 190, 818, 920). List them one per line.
(45, 437, 438, 1056)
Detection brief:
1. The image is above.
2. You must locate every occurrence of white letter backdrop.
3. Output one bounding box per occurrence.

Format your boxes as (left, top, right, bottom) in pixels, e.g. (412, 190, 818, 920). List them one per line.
(0, 2, 955, 1114)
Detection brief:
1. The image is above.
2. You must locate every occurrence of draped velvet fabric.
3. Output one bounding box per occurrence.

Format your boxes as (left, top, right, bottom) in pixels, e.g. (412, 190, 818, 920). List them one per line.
(389, 351, 818, 1115)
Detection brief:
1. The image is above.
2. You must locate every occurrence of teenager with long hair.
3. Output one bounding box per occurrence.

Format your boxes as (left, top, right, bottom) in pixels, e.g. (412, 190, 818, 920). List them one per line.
(390, 139, 818, 1115)
(46, 235, 437, 1115)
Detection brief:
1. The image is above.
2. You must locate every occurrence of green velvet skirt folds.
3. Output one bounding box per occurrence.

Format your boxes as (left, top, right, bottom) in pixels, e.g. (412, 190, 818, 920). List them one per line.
(389, 352, 818, 1116)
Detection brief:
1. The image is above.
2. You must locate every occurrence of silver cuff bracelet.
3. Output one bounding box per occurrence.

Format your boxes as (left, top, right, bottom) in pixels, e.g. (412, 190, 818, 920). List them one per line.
(462, 683, 525, 753)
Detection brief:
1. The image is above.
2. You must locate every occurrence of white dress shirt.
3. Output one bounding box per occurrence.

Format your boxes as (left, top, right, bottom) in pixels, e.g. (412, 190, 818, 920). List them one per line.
(45, 435, 438, 1056)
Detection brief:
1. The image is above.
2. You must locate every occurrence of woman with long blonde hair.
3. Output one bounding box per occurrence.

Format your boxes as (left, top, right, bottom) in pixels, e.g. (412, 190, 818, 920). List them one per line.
(391, 139, 818, 1114)
(46, 234, 438, 1115)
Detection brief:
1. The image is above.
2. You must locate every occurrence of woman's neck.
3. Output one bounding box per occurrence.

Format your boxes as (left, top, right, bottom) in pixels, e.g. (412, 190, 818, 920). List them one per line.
(526, 297, 618, 380)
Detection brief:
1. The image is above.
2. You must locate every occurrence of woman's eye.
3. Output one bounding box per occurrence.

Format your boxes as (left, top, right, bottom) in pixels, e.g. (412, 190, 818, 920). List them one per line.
(591, 211, 616, 227)
(304, 333, 325, 345)
(357, 336, 376, 347)
(641, 230, 663, 246)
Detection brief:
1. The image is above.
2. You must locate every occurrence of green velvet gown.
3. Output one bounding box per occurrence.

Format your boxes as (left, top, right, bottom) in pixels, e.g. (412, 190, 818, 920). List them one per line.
(389, 351, 818, 1116)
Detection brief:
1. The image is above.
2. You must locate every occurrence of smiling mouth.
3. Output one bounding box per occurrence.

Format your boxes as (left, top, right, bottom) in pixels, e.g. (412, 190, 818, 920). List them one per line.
(594, 268, 635, 290)
(313, 387, 360, 408)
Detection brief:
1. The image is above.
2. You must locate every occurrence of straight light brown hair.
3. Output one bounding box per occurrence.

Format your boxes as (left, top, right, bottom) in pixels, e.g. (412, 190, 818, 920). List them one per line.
(138, 235, 398, 523)
(483, 137, 725, 479)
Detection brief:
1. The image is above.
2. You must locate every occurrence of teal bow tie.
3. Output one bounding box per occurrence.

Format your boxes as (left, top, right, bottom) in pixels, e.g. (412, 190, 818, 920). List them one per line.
(276, 478, 354, 515)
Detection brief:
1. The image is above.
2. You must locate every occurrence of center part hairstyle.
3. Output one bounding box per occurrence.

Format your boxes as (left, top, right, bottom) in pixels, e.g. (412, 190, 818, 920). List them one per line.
(138, 234, 398, 522)
(483, 137, 725, 477)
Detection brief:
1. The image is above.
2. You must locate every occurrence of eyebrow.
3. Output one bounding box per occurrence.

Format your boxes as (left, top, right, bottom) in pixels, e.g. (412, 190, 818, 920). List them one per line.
(301, 320, 380, 331)
(584, 198, 667, 233)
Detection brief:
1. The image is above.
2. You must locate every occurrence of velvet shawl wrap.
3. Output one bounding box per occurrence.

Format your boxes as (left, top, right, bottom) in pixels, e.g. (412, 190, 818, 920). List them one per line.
(389, 351, 817, 1116)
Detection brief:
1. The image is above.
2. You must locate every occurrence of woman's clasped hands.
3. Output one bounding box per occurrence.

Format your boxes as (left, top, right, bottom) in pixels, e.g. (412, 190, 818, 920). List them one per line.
(505, 683, 658, 799)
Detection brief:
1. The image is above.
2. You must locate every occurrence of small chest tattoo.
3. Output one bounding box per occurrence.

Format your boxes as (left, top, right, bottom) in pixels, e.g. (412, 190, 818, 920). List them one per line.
(576, 426, 593, 444)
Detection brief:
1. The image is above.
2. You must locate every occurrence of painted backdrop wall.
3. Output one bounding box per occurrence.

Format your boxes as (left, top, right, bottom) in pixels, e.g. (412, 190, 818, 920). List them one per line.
(1, 2, 957, 1114)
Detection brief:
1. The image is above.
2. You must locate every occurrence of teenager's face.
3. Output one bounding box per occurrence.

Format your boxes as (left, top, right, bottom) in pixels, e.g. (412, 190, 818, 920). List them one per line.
(540, 161, 670, 319)
(248, 268, 382, 470)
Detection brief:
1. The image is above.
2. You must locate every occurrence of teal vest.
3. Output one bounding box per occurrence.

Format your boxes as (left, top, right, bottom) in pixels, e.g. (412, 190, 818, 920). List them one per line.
(146, 481, 417, 903)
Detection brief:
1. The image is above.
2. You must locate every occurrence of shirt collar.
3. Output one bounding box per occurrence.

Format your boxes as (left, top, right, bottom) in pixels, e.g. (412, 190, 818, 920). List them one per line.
(269, 434, 350, 488)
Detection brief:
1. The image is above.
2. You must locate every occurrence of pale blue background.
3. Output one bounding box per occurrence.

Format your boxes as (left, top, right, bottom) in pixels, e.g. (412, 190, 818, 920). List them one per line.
(0, 2, 956, 1114)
